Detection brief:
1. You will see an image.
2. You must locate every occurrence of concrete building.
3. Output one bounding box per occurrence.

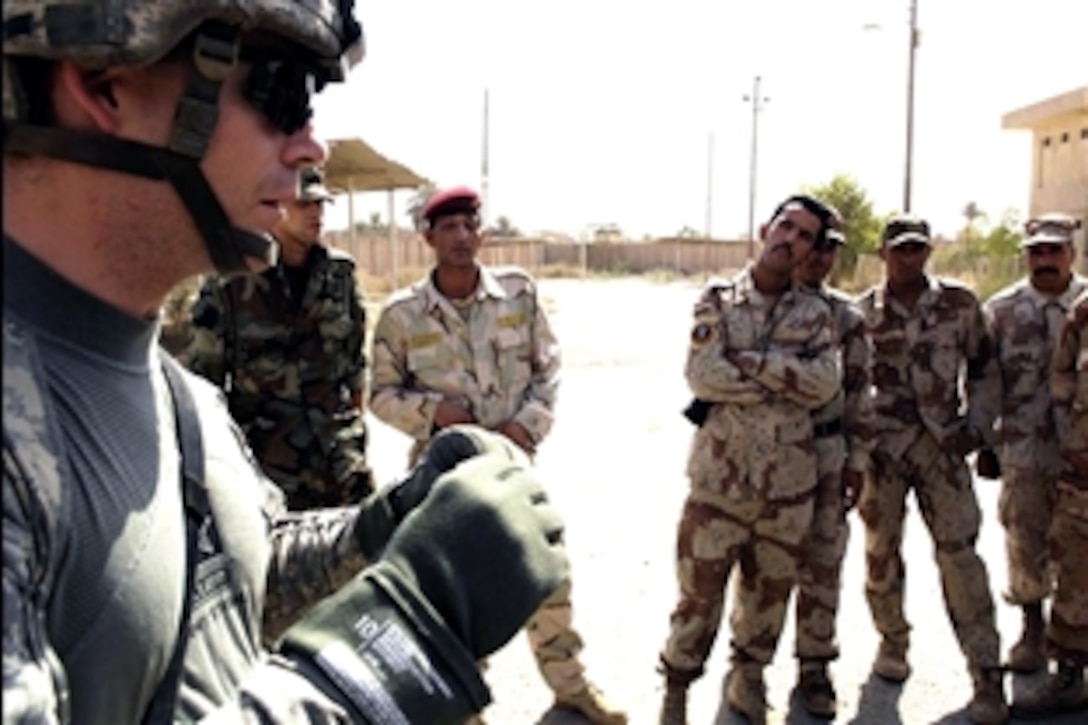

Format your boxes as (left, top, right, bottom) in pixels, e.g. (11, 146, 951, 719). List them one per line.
(1002, 86, 1088, 263)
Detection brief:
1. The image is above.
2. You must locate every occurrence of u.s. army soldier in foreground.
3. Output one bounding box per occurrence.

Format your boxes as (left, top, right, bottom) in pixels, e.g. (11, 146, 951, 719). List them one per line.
(983, 213, 1088, 675)
(2, 2, 568, 722)
(730, 222, 876, 719)
(658, 194, 842, 725)
(183, 165, 374, 510)
(856, 215, 1007, 723)
(369, 185, 626, 723)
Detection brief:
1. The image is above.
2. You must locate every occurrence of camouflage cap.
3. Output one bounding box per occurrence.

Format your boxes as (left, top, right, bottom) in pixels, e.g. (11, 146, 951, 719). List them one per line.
(299, 166, 333, 203)
(882, 215, 932, 247)
(1023, 213, 1080, 247)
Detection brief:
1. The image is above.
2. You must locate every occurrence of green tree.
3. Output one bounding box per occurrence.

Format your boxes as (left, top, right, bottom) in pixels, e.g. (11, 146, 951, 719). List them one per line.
(489, 215, 520, 238)
(978, 208, 1023, 258)
(801, 174, 886, 285)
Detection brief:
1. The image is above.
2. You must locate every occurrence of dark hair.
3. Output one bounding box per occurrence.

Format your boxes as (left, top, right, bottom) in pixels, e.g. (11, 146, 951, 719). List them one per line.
(767, 194, 836, 247)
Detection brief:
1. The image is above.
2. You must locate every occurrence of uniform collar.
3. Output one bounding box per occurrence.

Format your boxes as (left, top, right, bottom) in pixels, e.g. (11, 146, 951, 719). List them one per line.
(421, 265, 508, 313)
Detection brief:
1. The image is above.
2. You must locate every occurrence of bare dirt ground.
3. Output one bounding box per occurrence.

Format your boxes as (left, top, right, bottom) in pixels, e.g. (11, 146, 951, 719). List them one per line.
(365, 277, 1075, 725)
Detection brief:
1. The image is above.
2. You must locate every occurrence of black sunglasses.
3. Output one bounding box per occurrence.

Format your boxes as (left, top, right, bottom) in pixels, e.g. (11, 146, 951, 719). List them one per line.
(241, 46, 328, 136)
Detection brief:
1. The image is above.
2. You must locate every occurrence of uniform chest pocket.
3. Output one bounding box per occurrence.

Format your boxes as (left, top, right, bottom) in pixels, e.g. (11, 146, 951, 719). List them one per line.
(407, 338, 446, 374)
(496, 325, 531, 352)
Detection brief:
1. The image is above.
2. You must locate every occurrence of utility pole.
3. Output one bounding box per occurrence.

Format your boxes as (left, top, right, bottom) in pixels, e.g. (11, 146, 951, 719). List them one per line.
(904, 0, 919, 213)
(481, 87, 490, 228)
(743, 75, 769, 261)
(703, 131, 714, 278)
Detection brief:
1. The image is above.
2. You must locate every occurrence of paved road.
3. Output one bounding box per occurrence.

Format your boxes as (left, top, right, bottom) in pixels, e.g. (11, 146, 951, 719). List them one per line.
(365, 277, 1076, 725)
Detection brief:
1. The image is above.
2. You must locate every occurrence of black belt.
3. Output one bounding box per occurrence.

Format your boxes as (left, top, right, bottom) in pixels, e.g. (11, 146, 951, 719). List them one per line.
(813, 418, 843, 438)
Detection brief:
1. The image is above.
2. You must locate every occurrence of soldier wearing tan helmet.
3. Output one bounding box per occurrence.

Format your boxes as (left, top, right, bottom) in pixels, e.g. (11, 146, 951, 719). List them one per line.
(2, 2, 568, 722)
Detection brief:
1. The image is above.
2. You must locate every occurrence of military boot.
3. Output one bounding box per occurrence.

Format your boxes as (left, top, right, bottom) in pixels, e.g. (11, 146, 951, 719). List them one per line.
(725, 663, 768, 725)
(872, 638, 911, 683)
(798, 661, 837, 718)
(967, 666, 1008, 724)
(1010, 660, 1087, 719)
(554, 682, 627, 724)
(1006, 602, 1046, 673)
(658, 679, 688, 725)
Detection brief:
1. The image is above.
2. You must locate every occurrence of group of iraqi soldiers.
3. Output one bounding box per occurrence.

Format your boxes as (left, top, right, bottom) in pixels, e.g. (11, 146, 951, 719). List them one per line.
(659, 199, 1088, 725)
(173, 172, 1088, 725)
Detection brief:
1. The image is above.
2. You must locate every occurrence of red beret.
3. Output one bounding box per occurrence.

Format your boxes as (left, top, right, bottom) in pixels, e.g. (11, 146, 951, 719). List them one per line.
(422, 186, 481, 224)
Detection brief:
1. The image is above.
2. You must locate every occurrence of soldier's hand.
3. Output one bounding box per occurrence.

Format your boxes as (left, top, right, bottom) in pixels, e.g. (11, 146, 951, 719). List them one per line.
(949, 427, 982, 458)
(354, 426, 525, 559)
(434, 398, 476, 429)
(283, 454, 567, 722)
(842, 468, 865, 512)
(494, 419, 536, 455)
(975, 448, 1002, 480)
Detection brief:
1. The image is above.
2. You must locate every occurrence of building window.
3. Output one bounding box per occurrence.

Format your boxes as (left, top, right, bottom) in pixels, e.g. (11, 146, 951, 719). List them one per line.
(1062, 132, 1070, 143)
(1043, 136, 1052, 147)
(1082, 128, 1088, 140)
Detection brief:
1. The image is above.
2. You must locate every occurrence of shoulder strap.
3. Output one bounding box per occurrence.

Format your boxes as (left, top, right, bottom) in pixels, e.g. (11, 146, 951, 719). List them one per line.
(141, 354, 208, 725)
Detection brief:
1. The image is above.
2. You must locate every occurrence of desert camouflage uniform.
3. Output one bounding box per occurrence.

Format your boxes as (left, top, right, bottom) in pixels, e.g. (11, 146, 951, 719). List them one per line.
(733, 284, 876, 666)
(369, 265, 582, 693)
(985, 275, 1088, 605)
(660, 270, 840, 682)
(1047, 290, 1088, 663)
(856, 275, 1003, 669)
(182, 245, 372, 509)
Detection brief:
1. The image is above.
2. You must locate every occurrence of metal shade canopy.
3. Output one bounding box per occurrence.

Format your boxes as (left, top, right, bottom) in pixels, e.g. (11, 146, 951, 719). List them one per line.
(323, 137, 429, 192)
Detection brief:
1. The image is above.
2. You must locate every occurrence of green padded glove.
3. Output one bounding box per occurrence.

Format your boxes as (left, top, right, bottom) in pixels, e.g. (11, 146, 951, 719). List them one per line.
(354, 424, 526, 559)
(282, 453, 568, 723)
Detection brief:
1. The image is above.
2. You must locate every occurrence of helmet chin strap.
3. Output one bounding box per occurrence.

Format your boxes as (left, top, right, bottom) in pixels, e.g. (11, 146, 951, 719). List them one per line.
(3, 121, 276, 274)
(2, 21, 276, 276)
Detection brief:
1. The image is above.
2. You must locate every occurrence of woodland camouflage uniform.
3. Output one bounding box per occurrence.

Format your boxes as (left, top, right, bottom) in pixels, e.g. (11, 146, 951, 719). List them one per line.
(182, 245, 373, 509)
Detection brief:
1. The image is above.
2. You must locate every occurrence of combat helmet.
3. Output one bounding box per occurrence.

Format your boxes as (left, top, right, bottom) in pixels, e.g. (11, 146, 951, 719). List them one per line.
(3, 0, 365, 273)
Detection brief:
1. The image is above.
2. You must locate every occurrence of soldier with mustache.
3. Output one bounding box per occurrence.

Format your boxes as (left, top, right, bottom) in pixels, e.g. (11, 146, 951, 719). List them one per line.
(982, 214, 1087, 675)
(659, 194, 841, 725)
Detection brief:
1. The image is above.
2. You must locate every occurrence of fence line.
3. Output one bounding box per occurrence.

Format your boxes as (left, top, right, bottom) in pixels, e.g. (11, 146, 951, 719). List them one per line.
(326, 229, 758, 284)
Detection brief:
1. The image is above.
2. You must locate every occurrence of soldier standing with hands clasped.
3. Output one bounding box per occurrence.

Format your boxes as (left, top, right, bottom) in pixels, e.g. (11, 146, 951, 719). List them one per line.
(856, 215, 1007, 723)
(982, 213, 1088, 674)
(370, 185, 626, 724)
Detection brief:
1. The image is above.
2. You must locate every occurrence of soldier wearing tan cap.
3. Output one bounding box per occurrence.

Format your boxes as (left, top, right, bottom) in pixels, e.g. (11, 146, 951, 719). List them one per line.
(1014, 269, 1088, 718)
(982, 213, 1088, 678)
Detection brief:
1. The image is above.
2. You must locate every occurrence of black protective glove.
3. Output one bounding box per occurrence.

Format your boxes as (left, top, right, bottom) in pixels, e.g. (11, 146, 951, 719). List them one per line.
(354, 424, 525, 559)
(282, 453, 568, 724)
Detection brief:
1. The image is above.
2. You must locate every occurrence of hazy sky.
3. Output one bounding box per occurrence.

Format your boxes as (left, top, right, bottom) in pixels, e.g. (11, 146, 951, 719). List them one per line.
(312, 0, 1088, 240)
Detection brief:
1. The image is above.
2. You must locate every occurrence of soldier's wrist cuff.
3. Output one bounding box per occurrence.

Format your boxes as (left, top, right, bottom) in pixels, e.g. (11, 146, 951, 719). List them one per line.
(281, 565, 490, 723)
